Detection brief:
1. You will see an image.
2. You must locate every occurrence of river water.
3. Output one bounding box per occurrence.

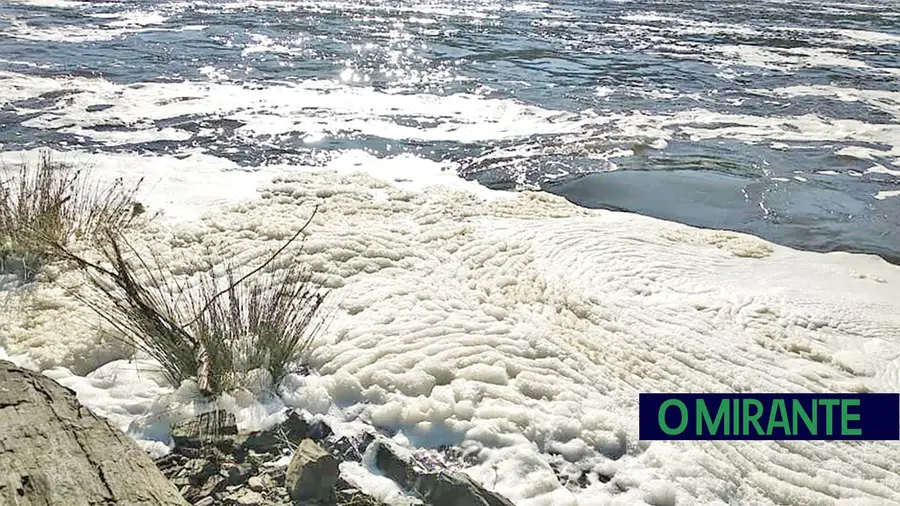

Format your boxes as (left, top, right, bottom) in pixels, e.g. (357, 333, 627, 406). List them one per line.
(1, 0, 898, 262)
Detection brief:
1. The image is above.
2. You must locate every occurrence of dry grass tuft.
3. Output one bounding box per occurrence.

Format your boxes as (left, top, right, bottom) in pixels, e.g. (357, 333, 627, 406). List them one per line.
(55, 208, 327, 396)
(0, 150, 142, 280)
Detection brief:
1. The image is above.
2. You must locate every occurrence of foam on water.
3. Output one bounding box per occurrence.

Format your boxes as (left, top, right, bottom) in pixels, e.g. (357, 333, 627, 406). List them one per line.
(5, 0, 88, 7)
(0, 71, 583, 145)
(619, 11, 900, 48)
(1, 147, 899, 505)
(2, 69, 899, 196)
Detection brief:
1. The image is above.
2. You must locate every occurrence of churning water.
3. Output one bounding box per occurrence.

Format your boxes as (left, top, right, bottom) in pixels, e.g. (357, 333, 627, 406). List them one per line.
(1, 0, 898, 261)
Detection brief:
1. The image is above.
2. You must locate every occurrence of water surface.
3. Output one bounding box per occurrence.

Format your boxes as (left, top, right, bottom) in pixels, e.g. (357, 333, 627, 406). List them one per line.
(1, 0, 898, 261)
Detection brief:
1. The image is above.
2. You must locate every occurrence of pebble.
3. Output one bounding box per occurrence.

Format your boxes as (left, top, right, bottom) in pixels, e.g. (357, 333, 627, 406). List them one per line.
(232, 489, 265, 505)
(248, 476, 266, 492)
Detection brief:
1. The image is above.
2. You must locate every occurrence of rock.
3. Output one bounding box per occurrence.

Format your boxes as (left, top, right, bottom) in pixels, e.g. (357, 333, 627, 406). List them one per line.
(373, 440, 515, 506)
(324, 428, 376, 462)
(224, 463, 253, 485)
(171, 409, 238, 449)
(193, 498, 214, 506)
(185, 458, 219, 484)
(285, 439, 339, 501)
(190, 475, 225, 502)
(243, 410, 311, 454)
(229, 489, 265, 505)
(335, 479, 390, 506)
(0, 360, 189, 506)
(247, 476, 266, 492)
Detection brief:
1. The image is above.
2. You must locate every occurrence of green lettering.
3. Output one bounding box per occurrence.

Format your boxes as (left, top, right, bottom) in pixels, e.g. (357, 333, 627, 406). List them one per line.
(742, 399, 765, 435)
(767, 399, 791, 436)
(841, 399, 861, 436)
(659, 399, 688, 435)
(697, 399, 729, 435)
(733, 396, 740, 435)
(819, 399, 840, 435)
(792, 399, 816, 435)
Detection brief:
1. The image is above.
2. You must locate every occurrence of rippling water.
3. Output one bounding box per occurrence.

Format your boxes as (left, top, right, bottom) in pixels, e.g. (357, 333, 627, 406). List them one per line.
(1, 0, 898, 261)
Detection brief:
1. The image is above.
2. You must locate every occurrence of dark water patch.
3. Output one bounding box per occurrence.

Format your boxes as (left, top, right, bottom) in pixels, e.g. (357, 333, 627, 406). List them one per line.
(9, 89, 82, 111)
(622, 140, 893, 176)
(84, 103, 115, 113)
(154, 115, 246, 134)
(733, 94, 899, 125)
(87, 122, 135, 132)
(547, 169, 900, 264)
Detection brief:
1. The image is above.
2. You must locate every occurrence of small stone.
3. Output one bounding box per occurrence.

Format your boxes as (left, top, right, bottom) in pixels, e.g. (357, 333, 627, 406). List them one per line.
(197, 475, 225, 498)
(184, 458, 217, 483)
(224, 463, 253, 485)
(193, 497, 214, 506)
(285, 439, 339, 502)
(247, 476, 266, 492)
(230, 489, 265, 505)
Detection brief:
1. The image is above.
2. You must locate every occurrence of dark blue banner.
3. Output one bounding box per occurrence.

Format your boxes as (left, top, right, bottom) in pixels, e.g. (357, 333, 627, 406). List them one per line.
(639, 393, 900, 440)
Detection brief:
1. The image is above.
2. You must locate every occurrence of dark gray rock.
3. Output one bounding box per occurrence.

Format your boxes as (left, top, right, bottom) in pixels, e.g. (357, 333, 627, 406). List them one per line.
(223, 463, 253, 485)
(171, 410, 238, 447)
(0, 360, 189, 506)
(242, 410, 311, 454)
(159, 408, 514, 506)
(285, 439, 340, 502)
(334, 478, 390, 506)
(373, 440, 515, 506)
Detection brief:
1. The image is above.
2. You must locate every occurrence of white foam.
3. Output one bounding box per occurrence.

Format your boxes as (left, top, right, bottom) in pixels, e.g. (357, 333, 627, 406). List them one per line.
(0, 148, 271, 222)
(759, 85, 900, 119)
(3, 20, 150, 43)
(618, 11, 900, 49)
(619, 13, 763, 38)
(1, 5, 194, 43)
(0, 71, 582, 146)
(681, 43, 894, 75)
(43, 359, 174, 435)
(2, 157, 899, 505)
(241, 33, 305, 56)
(5, 0, 87, 6)
(2, 3, 900, 503)
(611, 13, 900, 78)
(665, 109, 900, 163)
(0, 345, 39, 370)
(825, 28, 900, 46)
(5, 70, 899, 176)
(867, 165, 900, 177)
(0, 147, 502, 223)
(340, 446, 424, 506)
